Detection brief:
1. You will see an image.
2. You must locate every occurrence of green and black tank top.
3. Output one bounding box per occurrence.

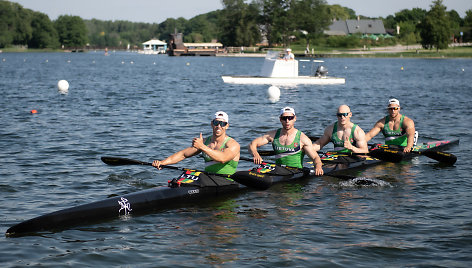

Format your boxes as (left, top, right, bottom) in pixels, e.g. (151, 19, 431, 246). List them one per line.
(331, 122, 357, 153)
(202, 136, 238, 175)
(382, 115, 407, 146)
(272, 129, 304, 168)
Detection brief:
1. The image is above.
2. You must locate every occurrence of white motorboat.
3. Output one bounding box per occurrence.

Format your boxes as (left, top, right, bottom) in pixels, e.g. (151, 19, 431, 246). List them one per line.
(221, 51, 345, 85)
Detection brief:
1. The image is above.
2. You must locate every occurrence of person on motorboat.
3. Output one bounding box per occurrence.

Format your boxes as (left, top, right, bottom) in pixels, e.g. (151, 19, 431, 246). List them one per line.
(248, 107, 323, 175)
(365, 98, 417, 153)
(313, 104, 369, 154)
(152, 111, 240, 175)
(282, 48, 295, 60)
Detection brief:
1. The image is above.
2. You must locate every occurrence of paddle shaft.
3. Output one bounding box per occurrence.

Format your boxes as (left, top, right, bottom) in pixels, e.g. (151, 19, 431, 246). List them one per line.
(100, 156, 234, 178)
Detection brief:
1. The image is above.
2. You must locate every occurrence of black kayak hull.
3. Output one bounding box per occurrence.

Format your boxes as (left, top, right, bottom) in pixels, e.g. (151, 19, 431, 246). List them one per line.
(6, 139, 458, 236)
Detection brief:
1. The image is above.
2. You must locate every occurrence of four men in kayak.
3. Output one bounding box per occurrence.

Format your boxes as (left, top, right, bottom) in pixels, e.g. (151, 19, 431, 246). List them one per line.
(153, 99, 415, 176)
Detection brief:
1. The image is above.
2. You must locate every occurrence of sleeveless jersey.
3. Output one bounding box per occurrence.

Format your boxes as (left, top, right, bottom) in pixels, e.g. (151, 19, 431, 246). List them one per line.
(331, 122, 357, 153)
(382, 115, 408, 146)
(202, 136, 238, 175)
(272, 129, 304, 168)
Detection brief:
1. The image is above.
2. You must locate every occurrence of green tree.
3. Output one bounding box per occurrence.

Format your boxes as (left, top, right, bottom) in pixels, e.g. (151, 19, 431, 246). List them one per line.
(55, 15, 88, 48)
(157, 17, 188, 41)
(0, 1, 33, 47)
(0, 0, 15, 47)
(219, 0, 260, 46)
(394, 8, 427, 24)
(185, 12, 219, 42)
(28, 13, 59, 48)
(291, 0, 330, 51)
(257, 0, 289, 46)
(419, 0, 451, 51)
(465, 9, 472, 27)
(326, 4, 350, 21)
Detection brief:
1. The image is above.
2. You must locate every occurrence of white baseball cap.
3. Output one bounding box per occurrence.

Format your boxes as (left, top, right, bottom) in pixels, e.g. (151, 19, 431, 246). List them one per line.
(286, 48, 292, 52)
(214, 111, 229, 122)
(388, 98, 400, 107)
(280, 107, 296, 116)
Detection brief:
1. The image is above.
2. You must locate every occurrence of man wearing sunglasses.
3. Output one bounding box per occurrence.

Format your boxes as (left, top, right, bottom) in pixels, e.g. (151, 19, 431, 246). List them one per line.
(365, 98, 416, 153)
(152, 111, 240, 175)
(248, 107, 323, 176)
(312, 105, 369, 154)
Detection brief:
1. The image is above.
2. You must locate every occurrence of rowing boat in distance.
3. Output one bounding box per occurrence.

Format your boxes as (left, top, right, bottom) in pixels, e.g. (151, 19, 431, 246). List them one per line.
(5, 139, 457, 236)
(221, 51, 345, 85)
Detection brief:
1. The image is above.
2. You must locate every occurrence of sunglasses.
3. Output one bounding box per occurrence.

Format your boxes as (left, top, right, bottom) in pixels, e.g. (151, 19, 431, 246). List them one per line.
(212, 119, 228, 127)
(280, 116, 295, 121)
(388, 107, 400, 110)
(336, 112, 350, 117)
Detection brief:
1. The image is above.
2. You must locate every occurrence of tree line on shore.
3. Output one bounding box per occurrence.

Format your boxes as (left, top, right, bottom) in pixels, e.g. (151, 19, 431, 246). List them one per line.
(1, 0, 471, 51)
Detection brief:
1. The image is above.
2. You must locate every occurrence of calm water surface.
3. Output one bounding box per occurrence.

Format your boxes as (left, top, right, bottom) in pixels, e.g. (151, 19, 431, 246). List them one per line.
(0, 52, 471, 267)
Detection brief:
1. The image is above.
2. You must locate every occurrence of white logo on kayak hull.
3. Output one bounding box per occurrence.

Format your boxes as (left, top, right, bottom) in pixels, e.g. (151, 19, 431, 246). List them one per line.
(188, 189, 199, 194)
(118, 197, 132, 215)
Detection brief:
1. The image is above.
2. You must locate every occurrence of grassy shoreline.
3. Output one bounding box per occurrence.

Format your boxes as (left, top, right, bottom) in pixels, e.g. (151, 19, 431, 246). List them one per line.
(2, 46, 472, 58)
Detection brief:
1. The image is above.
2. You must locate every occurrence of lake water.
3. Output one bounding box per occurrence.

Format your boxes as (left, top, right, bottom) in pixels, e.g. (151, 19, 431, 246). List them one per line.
(0, 51, 471, 267)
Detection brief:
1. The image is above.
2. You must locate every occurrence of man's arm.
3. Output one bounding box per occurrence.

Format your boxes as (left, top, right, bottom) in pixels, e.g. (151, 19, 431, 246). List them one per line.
(152, 146, 200, 169)
(248, 130, 276, 164)
(300, 133, 323, 176)
(346, 127, 369, 153)
(312, 125, 333, 151)
(365, 119, 384, 142)
(403, 117, 416, 153)
(194, 134, 240, 163)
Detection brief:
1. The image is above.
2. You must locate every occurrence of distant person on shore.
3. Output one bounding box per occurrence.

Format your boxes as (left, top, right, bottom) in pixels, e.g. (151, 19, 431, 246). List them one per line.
(313, 105, 369, 154)
(152, 111, 240, 175)
(248, 107, 323, 175)
(282, 48, 295, 60)
(365, 98, 416, 153)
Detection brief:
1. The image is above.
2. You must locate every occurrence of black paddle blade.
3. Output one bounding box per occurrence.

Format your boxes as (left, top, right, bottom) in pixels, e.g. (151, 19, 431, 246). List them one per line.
(369, 148, 404, 162)
(422, 150, 457, 165)
(231, 170, 273, 190)
(101, 157, 152, 166)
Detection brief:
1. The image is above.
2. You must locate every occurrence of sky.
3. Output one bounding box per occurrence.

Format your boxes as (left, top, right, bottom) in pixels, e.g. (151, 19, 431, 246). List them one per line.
(10, 0, 471, 24)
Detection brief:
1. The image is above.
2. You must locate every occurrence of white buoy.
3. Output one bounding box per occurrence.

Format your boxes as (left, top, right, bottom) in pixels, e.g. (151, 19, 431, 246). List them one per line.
(57, 80, 69, 94)
(267, 85, 280, 103)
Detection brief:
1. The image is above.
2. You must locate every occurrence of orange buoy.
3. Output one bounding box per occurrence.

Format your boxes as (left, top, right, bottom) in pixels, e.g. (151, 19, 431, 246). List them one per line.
(31, 109, 38, 114)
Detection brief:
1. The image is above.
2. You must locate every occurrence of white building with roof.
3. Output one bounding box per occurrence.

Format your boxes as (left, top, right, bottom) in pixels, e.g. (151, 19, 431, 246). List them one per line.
(140, 39, 167, 54)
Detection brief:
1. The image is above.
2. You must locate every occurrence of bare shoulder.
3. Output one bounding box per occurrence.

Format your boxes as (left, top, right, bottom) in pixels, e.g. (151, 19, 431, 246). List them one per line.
(299, 131, 312, 144)
(227, 137, 240, 147)
(264, 129, 278, 140)
(375, 117, 386, 127)
(403, 115, 415, 127)
(324, 123, 334, 134)
(354, 124, 366, 136)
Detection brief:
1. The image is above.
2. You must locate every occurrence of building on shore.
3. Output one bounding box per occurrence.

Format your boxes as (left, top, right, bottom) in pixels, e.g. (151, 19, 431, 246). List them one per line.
(140, 39, 167, 54)
(167, 33, 223, 56)
(324, 19, 392, 39)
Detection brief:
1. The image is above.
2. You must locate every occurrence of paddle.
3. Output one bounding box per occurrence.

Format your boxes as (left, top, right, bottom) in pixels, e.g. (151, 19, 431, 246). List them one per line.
(101, 156, 273, 190)
(368, 148, 457, 164)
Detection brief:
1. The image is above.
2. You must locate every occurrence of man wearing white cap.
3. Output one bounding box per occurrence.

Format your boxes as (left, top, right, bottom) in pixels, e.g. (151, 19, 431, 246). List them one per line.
(283, 48, 295, 60)
(365, 98, 416, 153)
(248, 107, 323, 176)
(313, 104, 369, 154)
(153, 111, 240, 175)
